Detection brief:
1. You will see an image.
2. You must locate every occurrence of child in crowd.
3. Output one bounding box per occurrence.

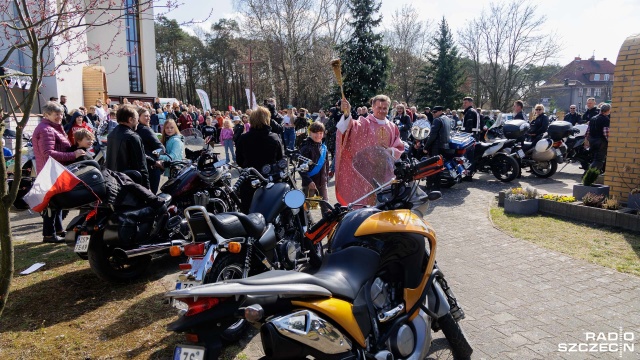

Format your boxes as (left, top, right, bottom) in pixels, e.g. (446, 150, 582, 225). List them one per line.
(219, 119, 236, 163)
(299, 121, 329, 201)
(201, 116, 217, 143)
(68, 128, 95, 162)
(67, 111, 93, 145)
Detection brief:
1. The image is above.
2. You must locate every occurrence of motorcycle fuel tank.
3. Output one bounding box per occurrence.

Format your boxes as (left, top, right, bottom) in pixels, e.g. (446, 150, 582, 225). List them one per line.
(249, 182, 291, 223)
(160, 166, 201, 197)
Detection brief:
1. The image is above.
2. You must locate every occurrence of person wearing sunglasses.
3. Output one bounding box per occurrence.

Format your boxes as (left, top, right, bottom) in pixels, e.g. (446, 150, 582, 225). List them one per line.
(528, 104, 550, 143)
(564, 104, 581, 125)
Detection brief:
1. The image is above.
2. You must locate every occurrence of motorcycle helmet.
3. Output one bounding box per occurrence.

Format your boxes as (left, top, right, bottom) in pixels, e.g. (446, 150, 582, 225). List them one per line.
(197, 153, 223, 184)
(411, 119, 431, 140)
(534, 138, 552, 152)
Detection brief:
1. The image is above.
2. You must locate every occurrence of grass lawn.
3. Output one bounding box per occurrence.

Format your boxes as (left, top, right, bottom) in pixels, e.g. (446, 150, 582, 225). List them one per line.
(490, 207, 640, 277)
(0, 241, 257, 359)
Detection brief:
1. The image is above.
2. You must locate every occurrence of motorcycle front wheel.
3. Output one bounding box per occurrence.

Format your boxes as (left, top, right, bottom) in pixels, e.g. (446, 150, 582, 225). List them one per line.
(438, 313, 473, 359)
(87, 232, 152, 282)
(490, 155, 519, 182)
(530, 159, 558, 178)
(205, 253, 249, 343)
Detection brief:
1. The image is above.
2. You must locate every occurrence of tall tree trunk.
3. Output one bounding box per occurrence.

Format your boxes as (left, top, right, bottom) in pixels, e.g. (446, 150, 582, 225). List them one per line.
(0, 202, 14, 317)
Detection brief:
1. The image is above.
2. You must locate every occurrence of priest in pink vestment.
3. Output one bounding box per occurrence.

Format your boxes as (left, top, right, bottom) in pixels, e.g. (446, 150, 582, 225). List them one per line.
(335, 95, 405, 205)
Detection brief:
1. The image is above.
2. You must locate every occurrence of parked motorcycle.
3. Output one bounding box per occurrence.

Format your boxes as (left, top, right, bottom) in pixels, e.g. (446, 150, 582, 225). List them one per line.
(497, 120, 560, 178)
(165, 151, 472, 360)
(58, 160, 190, 281)
(547, 122, 591, 171)
(160, 137, 240, 215)
(168, 152, 320, 341)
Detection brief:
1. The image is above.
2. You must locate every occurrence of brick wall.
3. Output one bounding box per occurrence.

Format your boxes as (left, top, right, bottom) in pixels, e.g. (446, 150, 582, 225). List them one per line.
(605, 34, 640, 202)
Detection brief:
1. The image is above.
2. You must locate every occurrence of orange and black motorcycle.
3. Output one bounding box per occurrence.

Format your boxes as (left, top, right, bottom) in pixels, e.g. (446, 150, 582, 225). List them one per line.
(166, 151, 473, 360)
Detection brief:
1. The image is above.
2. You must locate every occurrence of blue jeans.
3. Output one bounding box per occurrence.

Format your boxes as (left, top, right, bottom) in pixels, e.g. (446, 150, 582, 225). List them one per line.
(284, 128, 296, 150)
(42, 209, 63, 236)
(223, 139, 235, 162)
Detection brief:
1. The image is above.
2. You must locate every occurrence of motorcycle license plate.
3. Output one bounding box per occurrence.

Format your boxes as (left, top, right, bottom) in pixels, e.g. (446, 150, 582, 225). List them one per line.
(175, 281, 200, 290)
(517, 150, 525, 158)
(74, 235, 90, 253)
(173, 345, 205, 360)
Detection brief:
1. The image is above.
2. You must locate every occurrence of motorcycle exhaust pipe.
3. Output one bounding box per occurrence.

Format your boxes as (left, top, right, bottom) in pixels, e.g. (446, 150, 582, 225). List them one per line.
(114, 240, 189, 259)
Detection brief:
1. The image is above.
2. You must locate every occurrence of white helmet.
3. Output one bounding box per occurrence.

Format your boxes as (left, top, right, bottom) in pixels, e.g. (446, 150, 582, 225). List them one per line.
(411, 119, 431, 140)
(535, 138, 552, 152)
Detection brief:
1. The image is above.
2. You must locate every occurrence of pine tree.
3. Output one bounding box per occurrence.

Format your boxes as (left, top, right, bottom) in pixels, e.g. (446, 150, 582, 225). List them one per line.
(417, 17, 465, 109)
(336, 0, 389, 108)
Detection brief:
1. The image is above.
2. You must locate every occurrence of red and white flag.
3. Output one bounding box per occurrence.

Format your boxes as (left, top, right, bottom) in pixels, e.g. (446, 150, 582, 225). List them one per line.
(228, 105, 235, 112)
(23, 157, 81, 212)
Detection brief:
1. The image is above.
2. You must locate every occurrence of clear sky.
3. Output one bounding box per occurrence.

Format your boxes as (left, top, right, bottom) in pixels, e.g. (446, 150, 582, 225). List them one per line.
(158, 0, 640, 66)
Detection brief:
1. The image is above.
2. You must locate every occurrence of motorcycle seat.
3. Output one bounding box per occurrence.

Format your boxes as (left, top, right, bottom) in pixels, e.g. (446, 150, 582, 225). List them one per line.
(475, 142, 499, 152)
(200, 212, 265, 239)
(233, 246, 380, 301)
(226, 212, 266, 239)
(522, 141, 534, 152)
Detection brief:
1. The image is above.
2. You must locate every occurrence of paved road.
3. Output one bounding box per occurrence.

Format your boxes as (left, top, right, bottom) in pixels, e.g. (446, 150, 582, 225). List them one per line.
(9, 162, 639, 359)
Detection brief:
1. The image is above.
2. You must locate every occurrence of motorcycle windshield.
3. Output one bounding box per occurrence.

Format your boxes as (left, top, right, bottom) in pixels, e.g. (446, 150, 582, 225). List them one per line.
(350, 145, 396, 205)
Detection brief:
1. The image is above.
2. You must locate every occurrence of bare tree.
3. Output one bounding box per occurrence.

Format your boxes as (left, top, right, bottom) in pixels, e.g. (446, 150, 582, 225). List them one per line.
(234, 0, 329, 105)
(457, 0, 561, 111)
(0, 0, 173, 317)
(384, 5, 430, 103)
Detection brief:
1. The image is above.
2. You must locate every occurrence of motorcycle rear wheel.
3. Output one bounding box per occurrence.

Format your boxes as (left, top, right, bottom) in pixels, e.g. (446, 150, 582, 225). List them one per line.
(438, 313, 473, 359)
(87, 232, 152, 282)
(490, 155, 519, 182)
(205, 253, 249, 343)
(530, 159, 558, 178)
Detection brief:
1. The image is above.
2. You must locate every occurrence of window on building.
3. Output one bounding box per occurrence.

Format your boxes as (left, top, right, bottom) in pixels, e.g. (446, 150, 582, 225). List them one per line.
(578, 88, 583, 96)
(125, 0, 143, 93)
(604, 74, 610, 81)
(594, 88, 601, 97)
(594, 74, 600, 81)
(586, 88, 591, 96)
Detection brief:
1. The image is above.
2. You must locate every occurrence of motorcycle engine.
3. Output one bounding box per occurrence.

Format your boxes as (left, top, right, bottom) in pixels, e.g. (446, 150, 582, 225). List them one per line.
(372, 277, 416, 358)
(277, 239, 302, 270)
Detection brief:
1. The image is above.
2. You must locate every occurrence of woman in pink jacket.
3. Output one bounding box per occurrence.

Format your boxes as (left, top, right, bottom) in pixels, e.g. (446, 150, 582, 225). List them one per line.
(33, 101, 86, 243)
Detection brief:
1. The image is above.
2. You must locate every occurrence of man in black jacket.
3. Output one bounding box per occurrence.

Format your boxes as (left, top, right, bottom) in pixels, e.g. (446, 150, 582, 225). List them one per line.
(584, 103, 611, 172)
(265, 98, 284, 136)
(513, 100, 526, 120)
(564, 104, 581, 125)
(462, 97, 481, 138)
(422, 106, 452, 190)
(581, 97, 599, 124)
(135, 108, 165, 193)
(106, 105, 150, 189)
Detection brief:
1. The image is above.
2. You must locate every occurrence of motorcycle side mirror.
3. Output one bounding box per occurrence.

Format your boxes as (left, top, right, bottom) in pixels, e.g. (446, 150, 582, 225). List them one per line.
(284, 189, 306, 209)
(152, 148, 166, 157)
(427, 191, 442, 201)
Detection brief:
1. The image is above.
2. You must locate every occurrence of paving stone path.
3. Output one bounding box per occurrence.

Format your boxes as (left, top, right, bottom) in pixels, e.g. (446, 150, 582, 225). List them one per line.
(9, 162, 639, 359)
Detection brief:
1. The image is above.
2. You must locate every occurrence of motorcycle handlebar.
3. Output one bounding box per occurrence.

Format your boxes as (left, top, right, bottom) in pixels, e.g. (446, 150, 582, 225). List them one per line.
(231, 167, 268, 193)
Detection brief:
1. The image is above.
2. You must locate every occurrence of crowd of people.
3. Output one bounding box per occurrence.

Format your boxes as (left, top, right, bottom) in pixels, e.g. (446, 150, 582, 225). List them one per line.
(29, 92, 610, 243)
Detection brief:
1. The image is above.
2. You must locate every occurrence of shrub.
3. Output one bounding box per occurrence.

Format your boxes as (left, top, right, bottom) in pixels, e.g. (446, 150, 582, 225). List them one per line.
(581, 167, 600, 186)
(602, 196, 621, 210)
(582, 192, 605, 207)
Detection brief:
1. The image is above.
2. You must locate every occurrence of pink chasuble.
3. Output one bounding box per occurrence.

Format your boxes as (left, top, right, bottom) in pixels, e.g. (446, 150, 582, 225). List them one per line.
(335, 114, 405, 206)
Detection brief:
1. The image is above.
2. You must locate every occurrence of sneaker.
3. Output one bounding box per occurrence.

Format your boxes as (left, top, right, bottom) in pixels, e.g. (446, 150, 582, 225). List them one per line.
(56, 231, 67, 238)
(43, 235, 65, 243)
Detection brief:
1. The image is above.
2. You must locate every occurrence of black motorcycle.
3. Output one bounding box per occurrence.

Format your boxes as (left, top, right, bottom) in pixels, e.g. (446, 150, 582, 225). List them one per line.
(169, 152, 320, 342)
(59, 161, 190, 281)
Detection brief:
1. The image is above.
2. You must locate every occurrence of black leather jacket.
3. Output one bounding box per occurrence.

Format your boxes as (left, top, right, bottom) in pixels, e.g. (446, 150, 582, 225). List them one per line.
(528, 114, 549, 141)
(135, 123, 165, 167)
(106, 124, 150, 189)
(424, 115, 453, 154)
(581, 107, 599, 124)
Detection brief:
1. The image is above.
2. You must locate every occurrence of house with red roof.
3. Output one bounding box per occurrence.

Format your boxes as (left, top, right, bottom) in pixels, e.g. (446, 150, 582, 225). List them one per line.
(537, 56, 615, 113)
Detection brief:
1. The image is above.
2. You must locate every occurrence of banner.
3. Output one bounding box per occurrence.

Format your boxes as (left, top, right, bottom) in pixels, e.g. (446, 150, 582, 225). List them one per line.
(245, 88, 258, 110)
(195, 89, 212, 112)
